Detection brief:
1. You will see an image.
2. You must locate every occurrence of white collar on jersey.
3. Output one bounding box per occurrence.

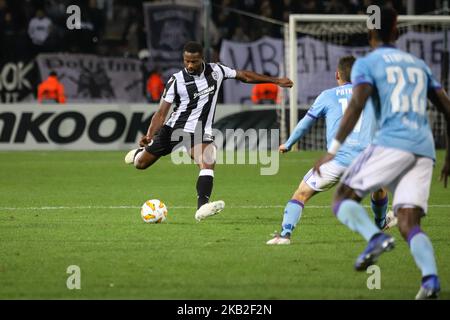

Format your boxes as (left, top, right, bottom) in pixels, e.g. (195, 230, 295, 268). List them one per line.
(185, 62, 206, 77)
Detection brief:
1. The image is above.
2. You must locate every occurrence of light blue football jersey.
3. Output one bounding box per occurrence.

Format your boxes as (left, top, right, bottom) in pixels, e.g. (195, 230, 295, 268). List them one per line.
(351, 45, 441, 160)
(306, 83, 377, 167)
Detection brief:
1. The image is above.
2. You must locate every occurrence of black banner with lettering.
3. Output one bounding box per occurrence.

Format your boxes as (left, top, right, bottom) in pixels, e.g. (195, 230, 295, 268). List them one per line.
(143, 1, 202, 80)
(0, 59, 38, 103)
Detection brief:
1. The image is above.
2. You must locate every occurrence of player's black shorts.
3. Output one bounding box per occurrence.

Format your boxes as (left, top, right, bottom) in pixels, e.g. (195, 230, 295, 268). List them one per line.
(145, 125, 214, 157)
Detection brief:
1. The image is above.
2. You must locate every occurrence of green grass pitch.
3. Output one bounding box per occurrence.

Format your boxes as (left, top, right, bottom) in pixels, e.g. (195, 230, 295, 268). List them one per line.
(0, 150, 449, 299)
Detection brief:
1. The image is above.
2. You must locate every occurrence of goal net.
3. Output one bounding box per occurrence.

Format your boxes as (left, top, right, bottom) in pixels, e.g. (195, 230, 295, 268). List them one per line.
(286, 14, 450, 150)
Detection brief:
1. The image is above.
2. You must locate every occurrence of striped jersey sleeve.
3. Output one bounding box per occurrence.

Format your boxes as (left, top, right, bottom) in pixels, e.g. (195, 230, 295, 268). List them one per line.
(216, 63, 237, 79)
(162, 76, 176, 103)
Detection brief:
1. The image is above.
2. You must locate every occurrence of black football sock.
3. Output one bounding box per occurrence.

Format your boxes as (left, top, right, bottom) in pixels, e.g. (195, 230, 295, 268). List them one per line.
(196, 169, 214, 209)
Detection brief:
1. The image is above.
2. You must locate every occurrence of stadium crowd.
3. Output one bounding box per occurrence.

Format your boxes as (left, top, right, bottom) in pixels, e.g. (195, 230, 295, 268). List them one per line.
(0, 0, 444, 62)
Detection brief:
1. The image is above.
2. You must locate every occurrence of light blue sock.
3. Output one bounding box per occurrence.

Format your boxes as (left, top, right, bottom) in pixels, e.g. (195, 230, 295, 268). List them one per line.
(280, 200, 304, 237)
(333, 199, 380, 241)
(408, 226, 438, 277)
(371, 194, 388, 229)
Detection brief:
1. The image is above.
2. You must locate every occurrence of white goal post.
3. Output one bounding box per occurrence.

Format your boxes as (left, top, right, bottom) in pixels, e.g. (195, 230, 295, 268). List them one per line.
(287, 14, 450, 150)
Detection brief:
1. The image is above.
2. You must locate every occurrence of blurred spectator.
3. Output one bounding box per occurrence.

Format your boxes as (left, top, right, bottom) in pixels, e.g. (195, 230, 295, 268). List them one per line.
(1, 11, 19, 59)
(231, 26, 250, 42)
(0, 0, 7, 24)
(273, 0, 301, 22)
(0, 0, 444, 66)
(85, 0, 105, 39)
(236, 0, 258, 13)
(38, 71, 66, 104)
(28, 8, 49, 43)
(0, 0, 8, 59)
(416, 1, 438, 14)
(213, 0, 238, 40)
(65, 0, 105, 53)
(356, 0, 405, 14)
(384, 0, 406, 14)
(146, 66, 164, 103)
(324, 0, 357, 14)
(44, 0, 68, 23)
(253, 0, 279, 38)
(0, 0, 32, 60)
(299, 0, 323, 13)
(121, 2, 140, 55)
(28, 8, 52, 52)
(251, 73, 279, 105)
(137, 48, 164, 103)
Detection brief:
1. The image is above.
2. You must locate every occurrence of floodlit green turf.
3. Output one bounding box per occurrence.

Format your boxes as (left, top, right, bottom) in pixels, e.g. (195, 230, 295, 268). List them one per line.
(0, 150, 449, 299)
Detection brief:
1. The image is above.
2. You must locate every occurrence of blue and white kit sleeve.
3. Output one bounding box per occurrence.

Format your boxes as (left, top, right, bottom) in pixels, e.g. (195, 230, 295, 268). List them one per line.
(284, 115, 317, 150)
(283, 93, 327, 150)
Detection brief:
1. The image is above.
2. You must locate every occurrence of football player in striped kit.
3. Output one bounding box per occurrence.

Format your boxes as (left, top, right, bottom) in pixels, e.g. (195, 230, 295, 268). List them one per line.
(126, 41, 293, 221)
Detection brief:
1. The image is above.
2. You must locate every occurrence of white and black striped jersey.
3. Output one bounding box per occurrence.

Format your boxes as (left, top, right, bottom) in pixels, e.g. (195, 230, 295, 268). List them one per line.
(162, 62, 237, 135)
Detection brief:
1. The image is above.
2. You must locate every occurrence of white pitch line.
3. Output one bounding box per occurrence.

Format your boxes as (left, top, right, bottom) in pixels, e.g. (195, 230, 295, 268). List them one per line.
(1, 204, 450, 211)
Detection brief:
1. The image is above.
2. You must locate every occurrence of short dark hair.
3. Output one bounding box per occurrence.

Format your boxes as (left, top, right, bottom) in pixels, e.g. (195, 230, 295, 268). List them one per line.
(183, 41, 203, 56)
(49, 71, 57, 77)
(375, 6, 398, 43)
(337, 55, 356, 82)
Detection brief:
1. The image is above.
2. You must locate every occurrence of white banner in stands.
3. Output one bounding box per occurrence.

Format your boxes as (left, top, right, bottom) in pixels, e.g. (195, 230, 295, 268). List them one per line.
(220, 32, 449, 106)
(36, 53, 145, 103)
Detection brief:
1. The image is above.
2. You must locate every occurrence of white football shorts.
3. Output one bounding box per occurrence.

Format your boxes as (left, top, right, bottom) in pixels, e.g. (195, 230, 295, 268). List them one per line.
(303, 160, 347, 192)
(341, 144, 434, 214)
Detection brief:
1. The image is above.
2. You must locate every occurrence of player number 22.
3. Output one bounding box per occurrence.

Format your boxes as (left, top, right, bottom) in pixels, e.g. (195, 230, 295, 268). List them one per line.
(386, 66, 426, 115)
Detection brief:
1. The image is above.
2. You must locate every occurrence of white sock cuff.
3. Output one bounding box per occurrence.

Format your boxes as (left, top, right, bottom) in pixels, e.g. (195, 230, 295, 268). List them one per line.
(199, 169, 214, 177)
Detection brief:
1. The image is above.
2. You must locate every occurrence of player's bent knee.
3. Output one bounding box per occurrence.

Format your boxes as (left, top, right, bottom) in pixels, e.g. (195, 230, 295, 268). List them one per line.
(333, 185, 345, 203)
(294, 192, 310, 203)
(398, 224, 410, 240)
(135, 162, 148, 170)
(398, 219, 416, 240)
(334, 184, 357, 202)
(396, 207, 423, 240)
(134, 158, 150, 169)
(134, 156, 148, 169)
(293, 185, 314, 203)
(134, 151, 159, 170)
(332, 184, 361, 215)
(202, 147, 216, 166)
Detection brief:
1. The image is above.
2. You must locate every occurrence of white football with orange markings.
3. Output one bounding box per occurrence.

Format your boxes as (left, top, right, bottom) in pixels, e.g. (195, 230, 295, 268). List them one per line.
(140, 199, 168, 223)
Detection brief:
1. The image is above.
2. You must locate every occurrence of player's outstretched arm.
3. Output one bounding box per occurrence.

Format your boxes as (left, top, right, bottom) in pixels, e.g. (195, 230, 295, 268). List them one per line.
(235, 70, 293, 88)
(428, 88, 450, 187)
(140, 100, 172, 147)
(313, 83, 372, 175)
(281, 115, 317, 152)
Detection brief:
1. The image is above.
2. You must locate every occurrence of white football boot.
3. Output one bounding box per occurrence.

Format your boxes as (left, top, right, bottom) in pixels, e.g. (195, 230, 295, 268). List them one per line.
(124, 148, 143, 164)
(382, 210, 398, 231)
(195, 200, 225, 221)
(266, 233, 291, 245)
